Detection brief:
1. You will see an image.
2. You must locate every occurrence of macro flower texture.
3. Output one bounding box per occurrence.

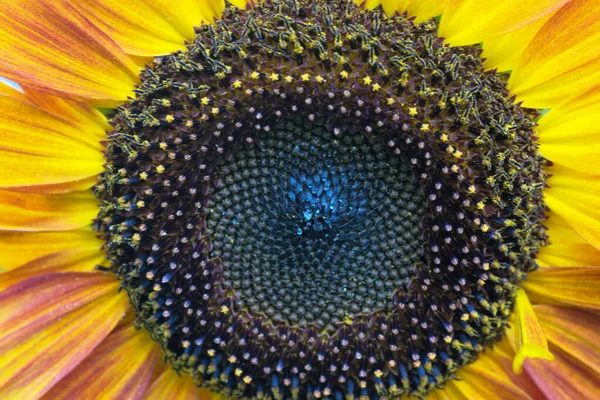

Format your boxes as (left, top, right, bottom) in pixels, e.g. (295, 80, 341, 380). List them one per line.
(1, 0, 599, 398)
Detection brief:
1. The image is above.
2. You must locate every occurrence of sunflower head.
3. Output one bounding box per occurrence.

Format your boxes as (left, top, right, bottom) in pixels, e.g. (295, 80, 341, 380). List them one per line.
(93, 0, 547, 398)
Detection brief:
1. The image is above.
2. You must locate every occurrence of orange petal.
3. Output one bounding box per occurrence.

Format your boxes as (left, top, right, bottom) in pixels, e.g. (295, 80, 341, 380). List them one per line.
(0, 91, 105, 189)
(380, 0, 449, 23)
(0, 230, 100, 271)
(0, 189, 98, 232)
(534, 305, 600, 376)
(144, 368, 218, 400)
(42, 322, 160, 400)
(446, 351, 534, 400)
(511, 289, 553, 373)
(524, 344, 600, 400)
(0, 248, 104, 291)
(72, 0, 225, 57)
(0, 273, 127, 399)
(6, 176, 101, 195)
(509, 0, 600, 109)
(524, 266, 600, 310)
(438, 0, 569, 46)
(0, 0, 139, 106)
(544, 165, 600, 250)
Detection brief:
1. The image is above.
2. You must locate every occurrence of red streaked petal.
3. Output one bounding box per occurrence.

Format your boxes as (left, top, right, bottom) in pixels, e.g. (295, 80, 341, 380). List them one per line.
(72, 0, 225, 57)
(524, 266, 600, 310)
(0, 0, 139, 106)
(0, 249, 104, 291)
(0, 273, 128, 399)
(524, 344, 600, 400)
(0, 189, 98, 232)
(535, 305, 600, 376)
(42, 322, 160, 400)
(0, 230, 100, 271)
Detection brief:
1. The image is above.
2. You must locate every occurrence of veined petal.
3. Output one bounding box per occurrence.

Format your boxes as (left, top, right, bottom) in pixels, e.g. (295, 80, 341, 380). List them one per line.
(534, 305, 600, 376)
(0, 249, 104, 291)
(0, 273, 128, 399)
(481, 12, 554, 72)
(0, 189, 98, 232)
(438, 0, 569, 46)
(525, 344, 600, 400)
(511, 289, 553, 373)
(537, 89, 600, 175)
(544, 165, 600, 250)
(0, 230, 100, 271)
(144, 368, 218, 400)
(42, 322, 160, 400)
(524, 266, 600, 310)
(0, 0, 139, 105)
(0, 90, 105, 189)
(380, 0, 449, 23)
(445, 351, 534, 400)
(537, 244, 600, 267)
(72, 0, 225, 57)
(509, 0, 600, 108)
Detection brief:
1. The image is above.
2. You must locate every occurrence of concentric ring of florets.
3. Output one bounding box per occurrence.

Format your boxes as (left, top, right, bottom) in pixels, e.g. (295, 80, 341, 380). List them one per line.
(95, 0, 547, 398)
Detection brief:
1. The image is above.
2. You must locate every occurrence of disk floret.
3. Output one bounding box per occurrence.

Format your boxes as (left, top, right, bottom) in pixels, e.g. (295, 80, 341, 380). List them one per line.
(95, 0, 546, 398)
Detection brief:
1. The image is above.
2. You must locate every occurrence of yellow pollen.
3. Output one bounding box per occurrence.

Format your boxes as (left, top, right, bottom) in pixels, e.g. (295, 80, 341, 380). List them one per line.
(269, 73, 280, 81)
(211, 107, 220, 115)
(139, 172, 148, 180)
(372, 83, 381, 91)
(440, 133, 448, 142)
(340, 70, 349, 79)
(408, 107, 418, 116)
(232, 80, 242, 88)
(201, 97, 210, 105)
(235, 368, 243, 377)
(221, 305, 230, 314)
(243, 376, 253, 384)
(420, 124, 430, 131)
(164, 115, 174, 123)
(453, 150, 463, 158)
(185, 120, 194, 127)
(386, 98, 395, 105)
(156, 165, 165, 174)
(363, 76, 372, 85)
(207, 349, 216, 357)
(159, 142, 168, 150)
(160, 99, 171, 107)
(477, 201, 485, 210)
(374, 370, 383, 378)
(481, 224, 490, 232)
(315, 75, 325, 83)
(285, 75, 294, 83)
(250, 71, 260, 79)
(301, 73, 311, 81)
(136, 201, 145, 208)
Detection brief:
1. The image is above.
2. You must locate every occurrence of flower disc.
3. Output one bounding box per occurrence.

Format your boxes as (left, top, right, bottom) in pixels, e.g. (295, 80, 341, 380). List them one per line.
(95, 0, 547, 398)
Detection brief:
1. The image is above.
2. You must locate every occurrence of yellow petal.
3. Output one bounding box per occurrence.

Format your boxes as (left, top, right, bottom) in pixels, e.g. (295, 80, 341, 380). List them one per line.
(524, 266, 600, 310)
(537, 244, 600, 268)
(0, 0, 139, 106)
(355, 0, 383, 10)
(229, 0, 254, 9)
(0, 90, 104, 189)
(5, 176, 101, 195)
(509, 0, 600, 108)
(535, 305, 600, 376)
(544, 165, 600, 250)
(0, 248, 104, 291)
(42, 322, 160, 400)
(0, 230, 100, 271)
(0, 189, 98, 232)
(0, 273, 127, 399)
(524, 344, 600, 399)
(144, 368, 218, 400)
(438, 0, 569, 46)
(511, 288, 553, 373)
(380, 0, 449, 23)
(537, 89, 600, 175)
(482, 12, 554, 72)
(72, 0, 225, 57)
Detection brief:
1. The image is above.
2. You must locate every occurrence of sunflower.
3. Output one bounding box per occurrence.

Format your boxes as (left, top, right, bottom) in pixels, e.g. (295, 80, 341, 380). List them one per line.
(1, 0, 599, 398)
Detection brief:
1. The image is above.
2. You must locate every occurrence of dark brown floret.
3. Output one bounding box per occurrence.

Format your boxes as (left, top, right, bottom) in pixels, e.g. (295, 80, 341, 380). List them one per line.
(95, 0, 547, 398)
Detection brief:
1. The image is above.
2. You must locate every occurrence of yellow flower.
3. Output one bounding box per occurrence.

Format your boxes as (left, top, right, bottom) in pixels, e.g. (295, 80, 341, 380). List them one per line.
(0, 0, 599, 399)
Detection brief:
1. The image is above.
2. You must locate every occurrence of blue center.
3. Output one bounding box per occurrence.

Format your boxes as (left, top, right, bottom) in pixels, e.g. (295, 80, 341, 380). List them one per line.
(207, 121, 425, 329)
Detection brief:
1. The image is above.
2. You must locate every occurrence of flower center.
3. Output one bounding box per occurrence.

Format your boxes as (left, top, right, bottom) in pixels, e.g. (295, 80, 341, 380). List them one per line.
(206, 118, 425, 330)
(95, 0, 547, 398)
